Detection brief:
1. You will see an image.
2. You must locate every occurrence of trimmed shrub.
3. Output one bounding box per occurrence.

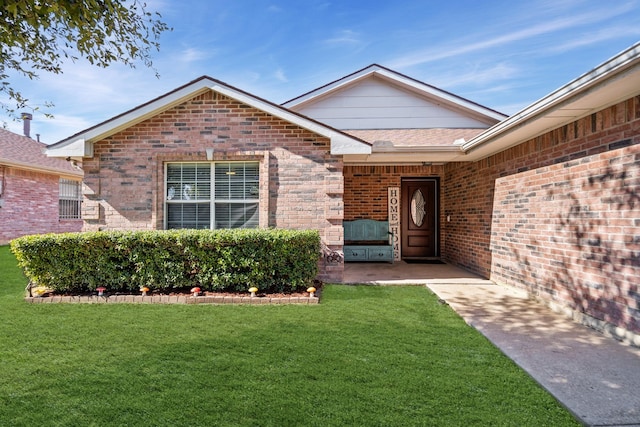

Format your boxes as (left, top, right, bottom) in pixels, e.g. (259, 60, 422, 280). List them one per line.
(10, 229, 320, 294)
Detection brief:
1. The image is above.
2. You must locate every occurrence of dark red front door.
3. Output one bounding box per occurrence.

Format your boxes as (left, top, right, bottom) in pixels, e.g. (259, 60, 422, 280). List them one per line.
(401, 178, 438, 259)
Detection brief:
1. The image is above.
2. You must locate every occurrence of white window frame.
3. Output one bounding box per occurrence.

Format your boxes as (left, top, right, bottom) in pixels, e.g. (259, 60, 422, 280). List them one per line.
(59, 178, 82, 220)
(164, 161, 260, 230)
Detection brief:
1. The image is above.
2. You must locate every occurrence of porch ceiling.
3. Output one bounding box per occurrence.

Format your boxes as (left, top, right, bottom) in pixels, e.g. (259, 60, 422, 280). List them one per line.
(342, 128, 480, 164)
(344, 147, 465, 164)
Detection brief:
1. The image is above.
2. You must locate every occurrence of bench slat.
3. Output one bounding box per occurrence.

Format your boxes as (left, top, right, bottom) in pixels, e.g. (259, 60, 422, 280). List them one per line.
(344, 219, 393, 263)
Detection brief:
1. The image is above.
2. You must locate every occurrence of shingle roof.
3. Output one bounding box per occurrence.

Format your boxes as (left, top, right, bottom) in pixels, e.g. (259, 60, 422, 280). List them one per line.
(0, 128, 82, 177)
(344, 128, 485, 147)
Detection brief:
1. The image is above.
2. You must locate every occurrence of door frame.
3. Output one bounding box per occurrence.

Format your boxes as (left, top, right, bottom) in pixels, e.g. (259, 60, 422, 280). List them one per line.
(400, 177, 440, 260)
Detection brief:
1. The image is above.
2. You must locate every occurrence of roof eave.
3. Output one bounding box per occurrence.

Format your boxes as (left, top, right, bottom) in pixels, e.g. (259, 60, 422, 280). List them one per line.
(372, 145, 464, 153)
(463, 42, 640, 161)
(0, 158, 82, 177)
(44, 138, 93, 158)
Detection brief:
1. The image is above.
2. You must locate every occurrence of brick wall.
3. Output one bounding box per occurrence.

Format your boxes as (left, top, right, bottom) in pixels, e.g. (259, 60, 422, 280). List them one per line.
(81, 91, 343, 282)
(444, 95, 640, 335)
(441, 160, 496, 277)
(0, 167, 82, 244)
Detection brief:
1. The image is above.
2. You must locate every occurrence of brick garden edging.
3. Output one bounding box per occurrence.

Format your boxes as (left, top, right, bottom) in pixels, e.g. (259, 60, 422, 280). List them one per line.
(25, 295, 319, 305)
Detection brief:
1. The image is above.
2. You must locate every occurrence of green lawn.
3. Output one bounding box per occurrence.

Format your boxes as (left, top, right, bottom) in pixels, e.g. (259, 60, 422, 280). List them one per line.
(0, 245, 579, 426)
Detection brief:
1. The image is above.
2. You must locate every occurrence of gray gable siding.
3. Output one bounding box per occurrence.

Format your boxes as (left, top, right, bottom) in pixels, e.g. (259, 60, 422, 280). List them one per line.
(294, 76, 494, 130)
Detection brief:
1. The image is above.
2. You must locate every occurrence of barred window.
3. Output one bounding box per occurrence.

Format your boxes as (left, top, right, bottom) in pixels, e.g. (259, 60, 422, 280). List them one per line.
(59, 179, 82, 219)
(165, 162, 259, 229)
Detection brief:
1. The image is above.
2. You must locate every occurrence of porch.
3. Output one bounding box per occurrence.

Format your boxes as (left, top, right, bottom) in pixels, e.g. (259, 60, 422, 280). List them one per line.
(342, 260, 493, 285)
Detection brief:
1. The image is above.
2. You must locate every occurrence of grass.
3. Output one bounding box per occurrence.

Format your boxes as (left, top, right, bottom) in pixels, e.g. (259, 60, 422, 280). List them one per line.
(0, 245, 579, 426)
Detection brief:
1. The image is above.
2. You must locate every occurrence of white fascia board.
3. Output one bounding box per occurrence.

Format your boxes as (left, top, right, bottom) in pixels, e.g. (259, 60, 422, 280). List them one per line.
(372, 144, 464, 154)
(212, 84, 371, 155)
(45, 138, 93, 158)
(84, 84, 210, 141)
(346, 144, 466, 163)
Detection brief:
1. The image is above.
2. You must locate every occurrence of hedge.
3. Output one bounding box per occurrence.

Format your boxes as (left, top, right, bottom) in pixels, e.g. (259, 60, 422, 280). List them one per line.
(10, 229, 320, 294)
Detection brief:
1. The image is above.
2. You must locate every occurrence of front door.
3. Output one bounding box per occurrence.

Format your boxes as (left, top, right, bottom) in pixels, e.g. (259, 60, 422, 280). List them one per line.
(401, 178, 438, 259)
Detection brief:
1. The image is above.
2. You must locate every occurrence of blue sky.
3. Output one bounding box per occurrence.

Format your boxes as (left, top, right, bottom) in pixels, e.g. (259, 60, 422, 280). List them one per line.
(4, 0, 640, 144)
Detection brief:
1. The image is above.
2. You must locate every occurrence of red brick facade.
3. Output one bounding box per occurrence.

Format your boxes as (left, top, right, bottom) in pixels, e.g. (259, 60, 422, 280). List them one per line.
(444, 96, 640, 334)
(55, 76, 640, 337)
(81, 91, 344, 282)
(0, 166, 82, 244)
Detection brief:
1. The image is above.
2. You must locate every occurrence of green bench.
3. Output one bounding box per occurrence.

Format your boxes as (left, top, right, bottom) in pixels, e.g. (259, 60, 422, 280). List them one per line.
(343, 219, 394, 263)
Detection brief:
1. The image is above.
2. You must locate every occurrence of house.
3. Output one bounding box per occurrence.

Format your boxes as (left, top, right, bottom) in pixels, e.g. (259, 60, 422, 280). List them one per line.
(0, 119, 83, 245)
(46, 42, 640, 344)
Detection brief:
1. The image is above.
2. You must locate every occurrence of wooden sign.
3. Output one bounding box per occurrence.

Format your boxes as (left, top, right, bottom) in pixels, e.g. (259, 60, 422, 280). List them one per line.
(388, 187, 401, 261)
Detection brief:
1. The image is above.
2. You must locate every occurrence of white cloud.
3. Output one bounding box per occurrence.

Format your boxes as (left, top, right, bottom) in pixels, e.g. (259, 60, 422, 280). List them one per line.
(389, 3, 638, 69)
(274, 68, 288, 83)
(2, 111, 94, 145)
(180, 47, 211, 63)
(1, 58, 175, 143)
(323, 29, 362, 46)
(36, 114, 95, 144)
(429, 63, 520, 89)
(547, 26, 640, 53)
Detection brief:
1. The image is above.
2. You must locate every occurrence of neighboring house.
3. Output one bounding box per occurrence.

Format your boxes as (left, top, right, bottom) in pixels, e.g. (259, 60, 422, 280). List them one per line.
(0, 124, 83, 245)
(46, 42, 640, 343)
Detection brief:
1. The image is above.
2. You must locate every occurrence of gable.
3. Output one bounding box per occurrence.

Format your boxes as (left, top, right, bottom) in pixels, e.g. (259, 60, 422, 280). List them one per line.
(45, 76, 370, 159)
(291, 75, 495, 130)
(284, 64, 506, 132)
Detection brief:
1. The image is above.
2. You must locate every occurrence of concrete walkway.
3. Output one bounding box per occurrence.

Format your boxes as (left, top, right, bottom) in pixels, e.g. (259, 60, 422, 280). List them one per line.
(428, 283, 640, 427)
(344, 262, 640, 427)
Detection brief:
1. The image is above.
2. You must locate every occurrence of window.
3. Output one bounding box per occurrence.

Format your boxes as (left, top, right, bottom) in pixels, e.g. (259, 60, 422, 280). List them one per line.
(59, 179, 82, 219)
(165, 162, 259, 229)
